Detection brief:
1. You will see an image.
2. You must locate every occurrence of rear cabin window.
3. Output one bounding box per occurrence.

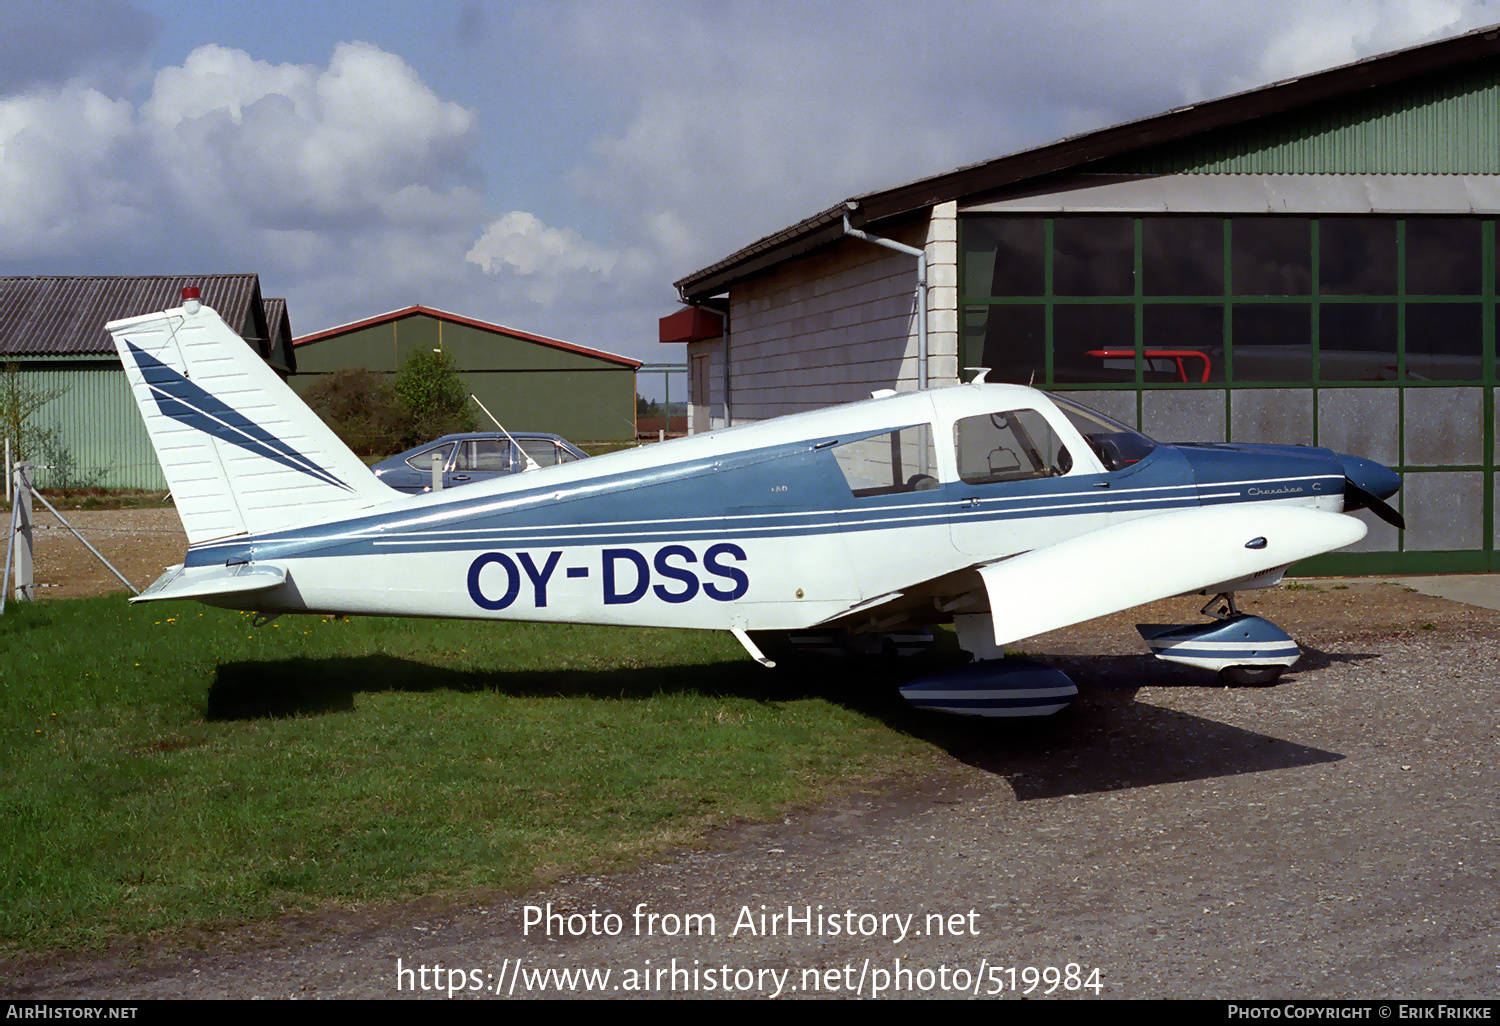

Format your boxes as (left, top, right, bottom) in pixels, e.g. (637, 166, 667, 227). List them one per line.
(954, 409, 1072, 484)
(831, 424, 939, 497)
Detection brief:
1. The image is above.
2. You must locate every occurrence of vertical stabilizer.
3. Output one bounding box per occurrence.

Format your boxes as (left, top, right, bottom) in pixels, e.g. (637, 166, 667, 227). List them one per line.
(108, 292, 398, 545)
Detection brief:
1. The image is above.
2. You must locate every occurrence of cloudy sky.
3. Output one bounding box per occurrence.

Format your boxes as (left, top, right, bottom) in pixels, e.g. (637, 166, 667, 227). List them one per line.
(3, 0, 1498, 390)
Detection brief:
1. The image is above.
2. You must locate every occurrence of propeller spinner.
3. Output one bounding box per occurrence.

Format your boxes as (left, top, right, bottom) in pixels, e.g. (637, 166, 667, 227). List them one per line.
(1337, 454, 1405, 530)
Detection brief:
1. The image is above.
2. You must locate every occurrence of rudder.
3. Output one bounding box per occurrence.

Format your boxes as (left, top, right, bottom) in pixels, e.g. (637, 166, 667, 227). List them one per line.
(108, 289, 398, 545)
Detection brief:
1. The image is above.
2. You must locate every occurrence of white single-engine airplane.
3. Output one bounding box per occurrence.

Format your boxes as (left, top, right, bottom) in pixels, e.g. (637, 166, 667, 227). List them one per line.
(107, 289, 1404, 717)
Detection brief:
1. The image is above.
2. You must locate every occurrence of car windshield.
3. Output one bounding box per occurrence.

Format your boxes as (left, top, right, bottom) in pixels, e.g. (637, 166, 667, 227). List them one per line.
(1047, 394, 1159, 471)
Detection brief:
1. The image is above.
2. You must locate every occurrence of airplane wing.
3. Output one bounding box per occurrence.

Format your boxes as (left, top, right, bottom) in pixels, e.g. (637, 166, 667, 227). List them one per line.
(976, 505, 1365, 647)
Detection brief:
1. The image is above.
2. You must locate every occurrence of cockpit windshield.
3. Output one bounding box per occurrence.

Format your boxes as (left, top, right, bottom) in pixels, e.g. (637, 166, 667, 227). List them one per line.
(1047, 393, 1159, 472)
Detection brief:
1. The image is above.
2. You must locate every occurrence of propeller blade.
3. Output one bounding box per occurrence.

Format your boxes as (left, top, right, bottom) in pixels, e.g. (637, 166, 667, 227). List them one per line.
(1346, 479, 1406, 530)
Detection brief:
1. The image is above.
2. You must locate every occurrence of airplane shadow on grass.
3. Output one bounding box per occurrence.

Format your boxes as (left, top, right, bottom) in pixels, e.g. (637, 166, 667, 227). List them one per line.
(205, 641, 1382, 800)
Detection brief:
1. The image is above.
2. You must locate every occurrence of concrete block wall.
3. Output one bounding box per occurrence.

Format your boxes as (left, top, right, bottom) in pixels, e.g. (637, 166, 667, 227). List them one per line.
(721, 202, 960, 424)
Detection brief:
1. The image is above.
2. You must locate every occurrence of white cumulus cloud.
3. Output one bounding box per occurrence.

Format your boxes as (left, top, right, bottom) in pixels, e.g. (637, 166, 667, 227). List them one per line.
(466, 209, 653, 306)
(0, 83, 139, 256)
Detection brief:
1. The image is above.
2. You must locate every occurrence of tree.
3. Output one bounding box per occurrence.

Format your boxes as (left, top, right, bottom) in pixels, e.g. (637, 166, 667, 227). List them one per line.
(0, 364, 64, 464)
(0, 364, 101, 490)
(303, 368, 410, 458)
(393, 349, 475, 448)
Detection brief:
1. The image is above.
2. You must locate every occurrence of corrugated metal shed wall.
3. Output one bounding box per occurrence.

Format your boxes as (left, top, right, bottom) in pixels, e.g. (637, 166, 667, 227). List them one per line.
(1, 277, 277, 491)
(9, 361, 164, 490)
(1107, 60, 1500, 174)
(292, 314, 638, 442)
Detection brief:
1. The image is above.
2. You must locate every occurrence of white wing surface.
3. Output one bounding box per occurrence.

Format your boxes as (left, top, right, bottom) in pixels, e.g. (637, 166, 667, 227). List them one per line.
(978, 505, 1366, 647)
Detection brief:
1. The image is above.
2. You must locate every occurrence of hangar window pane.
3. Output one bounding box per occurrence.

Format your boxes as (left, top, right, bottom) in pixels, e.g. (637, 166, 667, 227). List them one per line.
(958, 214, 1496, 394)
(1406, 303, 1482, 381)
(1231, 218, 1312, 295)
(1319, 304, 1397, 381)
(1143, 218, 1223, 296)
(1320, 219, 1397, 295)
(963, 219, 1044, 296)
(1406, 219, 1481, 295)
(1054, 218, 1134, 296)
(832, 425, 938, 496)
(967, 304, 1044, 384)
(1054, 304, 1134, 384)
(1232, 304, 1311, 382)
(954, 409, 1071, 485)
(1142, 305, 1224, 382)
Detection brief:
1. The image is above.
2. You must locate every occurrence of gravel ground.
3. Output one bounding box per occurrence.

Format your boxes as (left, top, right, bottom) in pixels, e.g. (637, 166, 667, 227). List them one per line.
(3, 512, 1496, 1000)
(12, 506, 185, 600)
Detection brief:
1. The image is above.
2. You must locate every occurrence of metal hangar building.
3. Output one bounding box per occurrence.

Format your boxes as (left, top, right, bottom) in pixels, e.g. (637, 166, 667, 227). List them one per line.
(293, 306, 642, 443)
(0, 274, 291, 491)
(665, 25, 1500, 576)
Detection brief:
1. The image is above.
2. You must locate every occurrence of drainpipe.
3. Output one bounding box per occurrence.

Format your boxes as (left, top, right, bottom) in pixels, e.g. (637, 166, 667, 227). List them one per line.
(720, 304, 731, 427)
(842, 206, 928, 390)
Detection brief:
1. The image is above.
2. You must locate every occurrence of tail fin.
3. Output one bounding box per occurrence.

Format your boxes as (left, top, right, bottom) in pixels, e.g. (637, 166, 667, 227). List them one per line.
(108, 292, 398, 545)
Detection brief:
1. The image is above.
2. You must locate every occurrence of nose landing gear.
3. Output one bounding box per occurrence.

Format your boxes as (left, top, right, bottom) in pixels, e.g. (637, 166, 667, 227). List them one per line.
(1137, 591, 1299, 687)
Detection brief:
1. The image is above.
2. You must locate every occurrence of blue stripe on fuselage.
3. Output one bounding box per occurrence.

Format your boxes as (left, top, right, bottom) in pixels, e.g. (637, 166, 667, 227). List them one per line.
(180, 437, 1346, 567)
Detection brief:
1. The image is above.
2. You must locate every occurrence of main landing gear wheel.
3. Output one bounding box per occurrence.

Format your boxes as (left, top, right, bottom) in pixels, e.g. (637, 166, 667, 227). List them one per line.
(1220, 664, 1285, 686)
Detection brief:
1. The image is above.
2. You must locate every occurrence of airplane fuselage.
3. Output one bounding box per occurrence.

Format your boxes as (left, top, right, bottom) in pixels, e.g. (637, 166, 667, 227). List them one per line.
(173, 384, 1365, 633)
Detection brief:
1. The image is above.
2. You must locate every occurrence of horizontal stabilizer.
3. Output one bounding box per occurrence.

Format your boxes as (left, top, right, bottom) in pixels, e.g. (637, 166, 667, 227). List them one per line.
(131, 562, 287, 604)
(979, 506, 1365, 647)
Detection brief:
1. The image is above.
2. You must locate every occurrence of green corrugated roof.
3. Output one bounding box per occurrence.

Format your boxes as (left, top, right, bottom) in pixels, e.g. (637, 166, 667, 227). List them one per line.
(1099, 60, 1500, 175)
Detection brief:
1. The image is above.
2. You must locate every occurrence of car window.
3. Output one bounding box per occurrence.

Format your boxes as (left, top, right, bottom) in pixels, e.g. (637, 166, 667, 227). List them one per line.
(518, 439, 563, 467)
(954, 409, 1072, 484)
(455, 439, 514, 472)
(404, 441, 456, 473)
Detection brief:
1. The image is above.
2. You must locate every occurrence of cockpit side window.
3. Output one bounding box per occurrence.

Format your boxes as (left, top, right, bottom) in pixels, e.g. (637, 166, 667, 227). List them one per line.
(1047, 394, 1159, 471)
(954, 409, 1072, 485)
(831, 424, 939, 497)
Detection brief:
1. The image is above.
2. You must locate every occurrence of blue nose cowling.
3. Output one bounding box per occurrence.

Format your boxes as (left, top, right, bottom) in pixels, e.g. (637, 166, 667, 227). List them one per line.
(1337, 454, 1402, 501)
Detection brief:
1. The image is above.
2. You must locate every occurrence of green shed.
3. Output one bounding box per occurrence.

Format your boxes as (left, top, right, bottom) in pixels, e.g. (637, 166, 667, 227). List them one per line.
(292, 306, 641, 443)
(0, 275, 291, 491)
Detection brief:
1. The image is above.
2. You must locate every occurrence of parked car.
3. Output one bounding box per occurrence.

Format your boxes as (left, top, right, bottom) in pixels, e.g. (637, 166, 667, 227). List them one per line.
(372, 432, 588, 493)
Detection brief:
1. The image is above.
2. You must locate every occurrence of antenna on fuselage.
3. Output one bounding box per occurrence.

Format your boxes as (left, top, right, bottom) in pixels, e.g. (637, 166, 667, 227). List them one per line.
(470, 394, 541, 473)
(963, 366, 991, 384)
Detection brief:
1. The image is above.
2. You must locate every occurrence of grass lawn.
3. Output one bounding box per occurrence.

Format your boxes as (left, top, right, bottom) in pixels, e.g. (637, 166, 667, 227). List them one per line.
(0, 597, 947, 950)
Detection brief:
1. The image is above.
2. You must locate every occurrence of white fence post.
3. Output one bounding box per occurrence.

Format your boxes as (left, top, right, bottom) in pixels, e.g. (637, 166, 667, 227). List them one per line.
(10, 462, 33, 603)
